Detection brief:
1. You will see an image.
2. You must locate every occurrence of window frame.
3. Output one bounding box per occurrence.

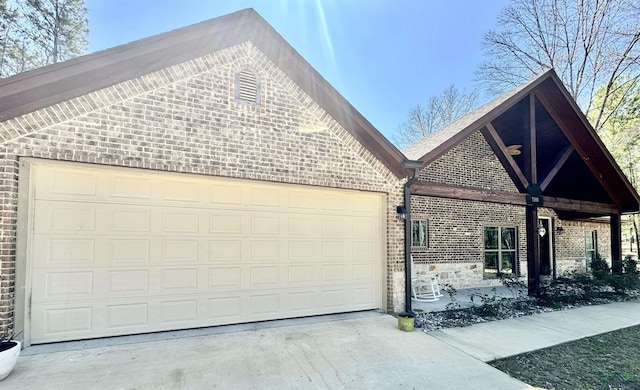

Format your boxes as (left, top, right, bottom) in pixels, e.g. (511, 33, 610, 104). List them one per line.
(585, 230, 598, 269)
(483, 226, 518, 277)
(411, 219, 428, 249)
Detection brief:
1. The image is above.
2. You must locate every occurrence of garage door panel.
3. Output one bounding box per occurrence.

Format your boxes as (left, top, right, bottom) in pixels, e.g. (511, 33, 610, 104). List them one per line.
(108, 270, 150, 294)
(45, 271, 94, 298)
(111, 208, 152, 232)
(322, 264, 346, 282)
(353, 287, 376, 306)
(322, 241, 348, 260)
(250, 240, 281, 261)
(43, 306, 93, 335)
(287, 191, 320, 210)
(107, 303, 149, 328)
(40, 238, 95, 265)
(27, 162, 384, 343)
(352, 217, 377, 237)
(207, 296, 242, 320)
(352, 241, 376, 259)
(163, 211, 199, 233)
(321, 289, 347, 308)
(207, 267, 241, 289)
(48, 169, 98, 197)
(159, 300, 198, 324)
(322, 217, 349, 237)
(161, 239, 199, 262)
(110, 239, 151, 263)
(288, 240, 318, 260)
(250, 214, 281, 235)
(249, 266, 281, 287)
(209, 183, 244, 205)
(248, 293, 281, 316)
(287, 265, 316, 285)
(352, 264, 375, 281)
(287, 291, 316, 313)
(160, 268, 198, 291)
(208, 240, 242, 261)
(110, 176, 152, 199)
(162, 180, 200, 203)
(322, 193, 350, 212)
(34, 202, 97, 233)
(209, 213, 243, 234)
(250, 187, 281, 208)
(287, 216, 320, 236)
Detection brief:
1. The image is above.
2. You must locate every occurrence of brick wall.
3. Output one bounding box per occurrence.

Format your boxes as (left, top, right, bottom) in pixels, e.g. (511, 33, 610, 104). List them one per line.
(411, 196, 527, 288)
(419, 131, 520, 193)
(0, 42, 406, 335)
(411, 130, 612, 288)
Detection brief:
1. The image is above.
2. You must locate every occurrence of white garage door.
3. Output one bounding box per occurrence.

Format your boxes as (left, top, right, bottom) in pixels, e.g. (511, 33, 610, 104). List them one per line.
(26, 161, 384, 344)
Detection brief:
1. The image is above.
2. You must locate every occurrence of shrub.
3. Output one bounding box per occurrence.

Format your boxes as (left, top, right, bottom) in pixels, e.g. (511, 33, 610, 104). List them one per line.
(591, 254, 611, 281)
(623, 255, 639, 275)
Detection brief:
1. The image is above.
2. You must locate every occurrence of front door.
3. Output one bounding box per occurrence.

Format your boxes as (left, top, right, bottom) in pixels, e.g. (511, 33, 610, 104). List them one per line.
(538, 218, 553, 276)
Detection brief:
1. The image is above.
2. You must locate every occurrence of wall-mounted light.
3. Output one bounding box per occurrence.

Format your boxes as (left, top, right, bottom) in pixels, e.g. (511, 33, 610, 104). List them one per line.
(396, 205, 407, 220)
(538, 221, 547, 237)
(556, 225, 564, 234)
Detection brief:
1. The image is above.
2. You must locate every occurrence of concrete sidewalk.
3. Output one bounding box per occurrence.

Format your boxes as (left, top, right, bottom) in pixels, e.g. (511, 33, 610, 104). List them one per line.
(4, 313, 528, 390)
(429, 300, 640, 362)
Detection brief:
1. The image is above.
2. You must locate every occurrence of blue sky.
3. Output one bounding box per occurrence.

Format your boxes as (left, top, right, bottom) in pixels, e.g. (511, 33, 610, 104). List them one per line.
(85, 0, 511, 141)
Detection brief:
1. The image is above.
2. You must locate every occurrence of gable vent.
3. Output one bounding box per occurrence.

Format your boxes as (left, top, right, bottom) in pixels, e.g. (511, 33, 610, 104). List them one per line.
(235, 68, 260, 105)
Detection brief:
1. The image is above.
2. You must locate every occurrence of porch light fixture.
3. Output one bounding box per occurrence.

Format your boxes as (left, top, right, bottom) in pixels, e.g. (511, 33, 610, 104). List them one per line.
(538, 221, 547, 237)
(396, 205, 407, 220)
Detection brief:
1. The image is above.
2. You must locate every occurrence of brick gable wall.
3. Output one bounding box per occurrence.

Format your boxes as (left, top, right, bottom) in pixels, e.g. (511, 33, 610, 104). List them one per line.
(411, 131, 611, 288)
(0, 42, 406, 336)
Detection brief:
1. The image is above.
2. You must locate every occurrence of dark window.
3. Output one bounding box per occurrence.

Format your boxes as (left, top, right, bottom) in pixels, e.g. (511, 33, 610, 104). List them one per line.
(411, 219, 428, 248)
(484, 226, 517, 276)
(586, 230, 598, 268)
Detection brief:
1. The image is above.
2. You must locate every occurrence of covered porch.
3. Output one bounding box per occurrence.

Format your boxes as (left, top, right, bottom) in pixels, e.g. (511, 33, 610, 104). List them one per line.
(404, 70, 640, 299)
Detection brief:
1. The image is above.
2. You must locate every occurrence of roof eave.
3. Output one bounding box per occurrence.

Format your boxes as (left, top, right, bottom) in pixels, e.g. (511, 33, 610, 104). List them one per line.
(0, 8, 406, 178)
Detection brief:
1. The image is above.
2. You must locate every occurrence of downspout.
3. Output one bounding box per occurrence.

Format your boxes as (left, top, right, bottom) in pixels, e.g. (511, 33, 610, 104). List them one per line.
(402, 160, 424, 314)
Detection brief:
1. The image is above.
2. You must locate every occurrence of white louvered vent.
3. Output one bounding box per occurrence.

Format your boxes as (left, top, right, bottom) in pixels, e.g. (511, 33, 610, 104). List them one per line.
(236, 69, 259, 105)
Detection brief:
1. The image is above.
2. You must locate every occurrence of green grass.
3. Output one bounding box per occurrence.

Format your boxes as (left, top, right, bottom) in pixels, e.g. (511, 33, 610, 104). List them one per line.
(490, 325, 640, 390)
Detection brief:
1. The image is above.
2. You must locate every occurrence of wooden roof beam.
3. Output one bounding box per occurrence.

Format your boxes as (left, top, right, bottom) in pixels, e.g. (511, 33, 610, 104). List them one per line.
(481, 123, 529, 192)
(539, 145, 574, 191)
(534, 89, 624, 210)
(411, 181, 618, 214)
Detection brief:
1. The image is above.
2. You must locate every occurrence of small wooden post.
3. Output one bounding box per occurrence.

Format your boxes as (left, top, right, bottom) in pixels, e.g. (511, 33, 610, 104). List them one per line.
(527, 206, 541, 296)
(611, 213, 622, 273)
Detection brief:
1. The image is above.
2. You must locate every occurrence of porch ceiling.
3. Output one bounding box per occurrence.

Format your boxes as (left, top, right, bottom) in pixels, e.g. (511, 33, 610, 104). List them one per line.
(490, 93, 613, 209)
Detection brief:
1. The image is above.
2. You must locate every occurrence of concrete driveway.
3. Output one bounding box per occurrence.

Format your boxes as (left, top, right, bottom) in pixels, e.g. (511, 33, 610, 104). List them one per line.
(4, 312, 528, 389)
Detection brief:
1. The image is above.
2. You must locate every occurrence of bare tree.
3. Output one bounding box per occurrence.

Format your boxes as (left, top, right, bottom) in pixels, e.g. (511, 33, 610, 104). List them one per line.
(477, 0, 640, 132)
(394, 84, 478, 148)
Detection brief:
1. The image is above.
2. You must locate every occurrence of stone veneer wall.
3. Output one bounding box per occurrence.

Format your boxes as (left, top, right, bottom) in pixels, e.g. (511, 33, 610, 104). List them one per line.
(0, 42, 406, 336)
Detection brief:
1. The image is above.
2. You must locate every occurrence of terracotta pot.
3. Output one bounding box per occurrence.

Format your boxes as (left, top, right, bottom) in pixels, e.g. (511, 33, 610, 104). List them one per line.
(0, 341, 20, 381)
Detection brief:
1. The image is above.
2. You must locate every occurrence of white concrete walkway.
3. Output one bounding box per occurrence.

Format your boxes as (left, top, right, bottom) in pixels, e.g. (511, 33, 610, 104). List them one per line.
(429, 300, 640, 362)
